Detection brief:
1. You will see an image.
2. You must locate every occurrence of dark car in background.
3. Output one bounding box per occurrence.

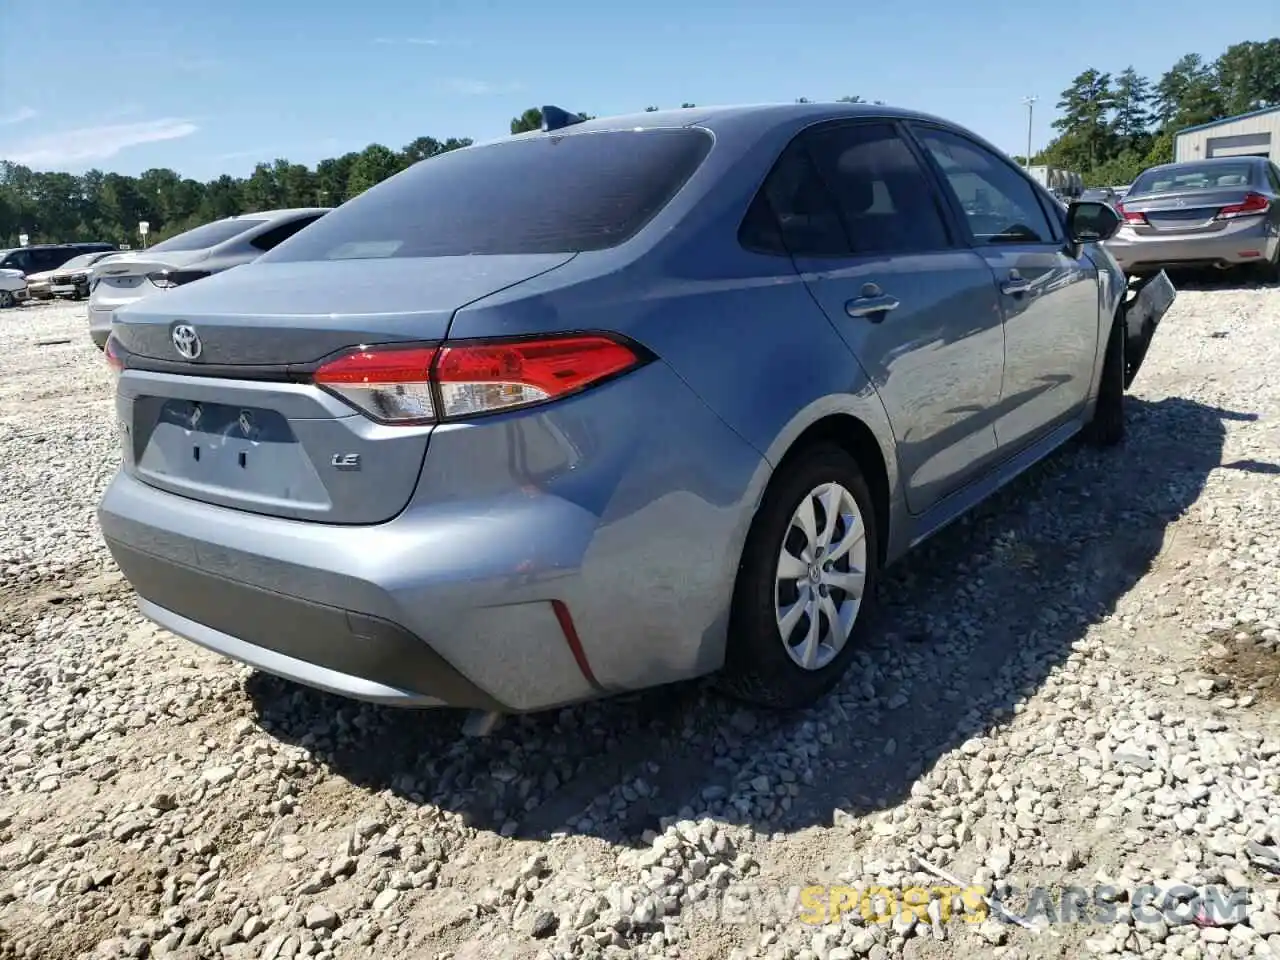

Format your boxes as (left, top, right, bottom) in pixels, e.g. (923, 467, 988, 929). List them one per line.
(0, 242, 117, 278)
(28, 249, 125, 300)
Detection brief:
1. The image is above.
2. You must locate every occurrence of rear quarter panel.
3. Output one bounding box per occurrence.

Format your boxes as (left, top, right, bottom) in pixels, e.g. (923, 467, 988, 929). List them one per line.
(446, 115, 903, 613)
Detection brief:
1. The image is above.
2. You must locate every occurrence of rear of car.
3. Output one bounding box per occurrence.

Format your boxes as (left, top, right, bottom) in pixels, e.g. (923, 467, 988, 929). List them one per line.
(25, 269, 56, 300)
(48, 250, 121, 299)
(1105, 158, 1280, 276)
(87, 210, 328, 349)
(0, 268, 28, 308)
(96, 125, 755, 713)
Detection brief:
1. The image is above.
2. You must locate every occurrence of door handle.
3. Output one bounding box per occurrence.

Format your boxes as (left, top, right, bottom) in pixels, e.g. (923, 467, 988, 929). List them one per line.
(845, 291, 900, 320)
(1001, 271, 1032, 296)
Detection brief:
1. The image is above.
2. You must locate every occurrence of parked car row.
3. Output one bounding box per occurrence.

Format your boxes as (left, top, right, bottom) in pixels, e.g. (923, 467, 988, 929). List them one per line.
(86, 209, 330, 348)
(94, 102, 1177, 721)
(28, 249, 125, 301)
(0, 241, 120, 309)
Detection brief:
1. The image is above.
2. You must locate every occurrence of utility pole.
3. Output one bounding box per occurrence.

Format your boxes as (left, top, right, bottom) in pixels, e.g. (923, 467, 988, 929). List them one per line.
(1022, 96, 1037, 168)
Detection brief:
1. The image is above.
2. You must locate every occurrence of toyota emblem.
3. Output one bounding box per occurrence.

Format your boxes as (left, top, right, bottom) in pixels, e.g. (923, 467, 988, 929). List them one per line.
(171, 323, 201, 360)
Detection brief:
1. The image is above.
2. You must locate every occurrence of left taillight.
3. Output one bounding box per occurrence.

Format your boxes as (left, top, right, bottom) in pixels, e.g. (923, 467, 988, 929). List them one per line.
(312, 333, 646, 425)
(1216, 192, 1271, 220)
(104, 335, 124, 380)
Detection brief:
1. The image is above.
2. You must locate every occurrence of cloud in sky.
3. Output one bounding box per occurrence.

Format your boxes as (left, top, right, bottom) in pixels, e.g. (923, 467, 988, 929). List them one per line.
(374, 36, 441, 46)
(0, 107, 38, 126)
(0, 118, 199, 167)
(440, 79, 524, 96)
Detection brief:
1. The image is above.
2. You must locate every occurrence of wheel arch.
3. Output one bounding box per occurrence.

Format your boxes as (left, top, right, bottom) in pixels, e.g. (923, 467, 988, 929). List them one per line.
(775, 415, 892, 566)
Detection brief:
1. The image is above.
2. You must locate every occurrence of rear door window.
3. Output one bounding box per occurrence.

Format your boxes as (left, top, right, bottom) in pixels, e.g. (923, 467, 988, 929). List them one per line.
(265, 128, 713, 261)
(802, 123, 954, 255)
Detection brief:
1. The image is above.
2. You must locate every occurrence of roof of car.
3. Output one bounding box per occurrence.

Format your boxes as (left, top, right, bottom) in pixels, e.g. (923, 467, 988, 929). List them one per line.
(221, 208, 332, 220)
(506, 102, 951, 141)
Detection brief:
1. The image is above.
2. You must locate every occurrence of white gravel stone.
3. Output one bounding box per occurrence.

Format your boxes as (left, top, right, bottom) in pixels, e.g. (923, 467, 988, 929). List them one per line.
(3, 284, 1280, 960)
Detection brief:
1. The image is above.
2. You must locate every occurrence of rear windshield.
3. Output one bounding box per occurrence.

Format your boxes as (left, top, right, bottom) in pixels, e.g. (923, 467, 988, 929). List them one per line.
(149, 218, 267, 252)
(1130, 162, 1257, 195)
(264, 128, 713, 261)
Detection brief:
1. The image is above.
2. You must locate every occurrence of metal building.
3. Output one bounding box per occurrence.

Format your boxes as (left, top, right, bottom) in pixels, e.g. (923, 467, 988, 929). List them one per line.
(1175, 106, 1280, 163)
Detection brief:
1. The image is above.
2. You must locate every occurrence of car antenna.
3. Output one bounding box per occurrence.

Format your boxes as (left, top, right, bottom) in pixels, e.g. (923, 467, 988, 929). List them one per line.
(541, 105, 586, 132)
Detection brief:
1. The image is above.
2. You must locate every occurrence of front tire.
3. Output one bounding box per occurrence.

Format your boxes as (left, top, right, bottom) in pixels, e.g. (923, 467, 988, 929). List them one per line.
(0, 290, 15, 309)
(719, 444, 879, 709)
(1084, 313, 1126, 447)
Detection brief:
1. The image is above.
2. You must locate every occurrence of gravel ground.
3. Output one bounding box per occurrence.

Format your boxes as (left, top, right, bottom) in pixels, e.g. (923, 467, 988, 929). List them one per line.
(1, 281, 1279, 960)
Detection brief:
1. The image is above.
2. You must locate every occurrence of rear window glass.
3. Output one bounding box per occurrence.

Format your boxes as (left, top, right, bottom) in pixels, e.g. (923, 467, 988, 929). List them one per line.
(149, 218, 267, 252)
(264, 128, 713, 261)
(1130, 162, 1257, 195)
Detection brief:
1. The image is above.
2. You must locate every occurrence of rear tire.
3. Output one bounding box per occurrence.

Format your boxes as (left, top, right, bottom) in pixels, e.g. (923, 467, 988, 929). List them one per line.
(1251, 247, 1280, 285)
(1084, 313, 1126, 447)
(718, 444, 880, 709)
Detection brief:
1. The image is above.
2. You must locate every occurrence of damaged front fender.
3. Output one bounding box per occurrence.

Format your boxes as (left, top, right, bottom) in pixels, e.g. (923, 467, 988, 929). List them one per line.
(1120, 270, 1176, 390)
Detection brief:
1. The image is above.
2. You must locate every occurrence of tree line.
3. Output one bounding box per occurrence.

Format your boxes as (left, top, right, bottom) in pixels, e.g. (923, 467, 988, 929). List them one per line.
(1033, 38, 1279, 186)
(0, 96, 874, 248)
(1, 33, 1275, 248)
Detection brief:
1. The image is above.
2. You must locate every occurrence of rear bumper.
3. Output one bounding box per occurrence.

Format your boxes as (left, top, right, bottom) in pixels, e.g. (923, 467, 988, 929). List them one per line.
(1105, 219, 1278, 272)
(97, 361, 769, 712)
(99, 471, 605, 712)
(116, 543, 503, 709)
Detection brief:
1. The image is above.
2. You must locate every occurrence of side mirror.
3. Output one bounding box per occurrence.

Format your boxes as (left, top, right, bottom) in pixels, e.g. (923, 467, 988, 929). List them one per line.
(1067, 200, 1121, 243)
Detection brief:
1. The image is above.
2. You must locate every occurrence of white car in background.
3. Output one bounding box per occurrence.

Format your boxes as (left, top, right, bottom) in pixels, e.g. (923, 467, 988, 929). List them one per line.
(87, 208, 329, 349)
(0, 269, 28, 309)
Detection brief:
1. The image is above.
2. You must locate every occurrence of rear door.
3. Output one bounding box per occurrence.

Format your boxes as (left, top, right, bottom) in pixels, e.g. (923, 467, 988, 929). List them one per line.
(908, 123, 1098, 454)
(769, 120, 1006, 516)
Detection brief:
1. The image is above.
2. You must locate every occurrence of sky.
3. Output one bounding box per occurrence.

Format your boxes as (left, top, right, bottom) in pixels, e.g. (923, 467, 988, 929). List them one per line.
(0, 0, 1275, 181)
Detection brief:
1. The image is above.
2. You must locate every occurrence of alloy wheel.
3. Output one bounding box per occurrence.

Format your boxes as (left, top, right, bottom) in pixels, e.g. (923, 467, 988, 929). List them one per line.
(774, 481, 867, 671)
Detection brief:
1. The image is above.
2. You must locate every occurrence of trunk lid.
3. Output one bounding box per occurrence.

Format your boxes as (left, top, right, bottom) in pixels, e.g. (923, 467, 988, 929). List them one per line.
(111, 255, 573, 365)
(1119, 189, 1257, 235)
(92, 250, 212, 311)
(112, 253, 575, 524)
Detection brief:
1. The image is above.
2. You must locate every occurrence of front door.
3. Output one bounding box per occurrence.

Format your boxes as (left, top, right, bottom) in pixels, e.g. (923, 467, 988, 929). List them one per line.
(766, 120, 1007, 516)
(909, 124, 1098, 453)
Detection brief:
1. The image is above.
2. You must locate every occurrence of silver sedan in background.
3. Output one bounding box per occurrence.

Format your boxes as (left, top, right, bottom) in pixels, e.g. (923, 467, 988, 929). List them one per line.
(1106, 156, 1280, 281)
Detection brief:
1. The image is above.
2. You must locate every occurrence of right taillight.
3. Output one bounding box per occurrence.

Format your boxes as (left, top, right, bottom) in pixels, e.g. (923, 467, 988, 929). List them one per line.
(312, 334, 645, 424)
(147, 269, 211, 289)
(1216, 192, 1271, 220)
(1116, 202, 1147, 225)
